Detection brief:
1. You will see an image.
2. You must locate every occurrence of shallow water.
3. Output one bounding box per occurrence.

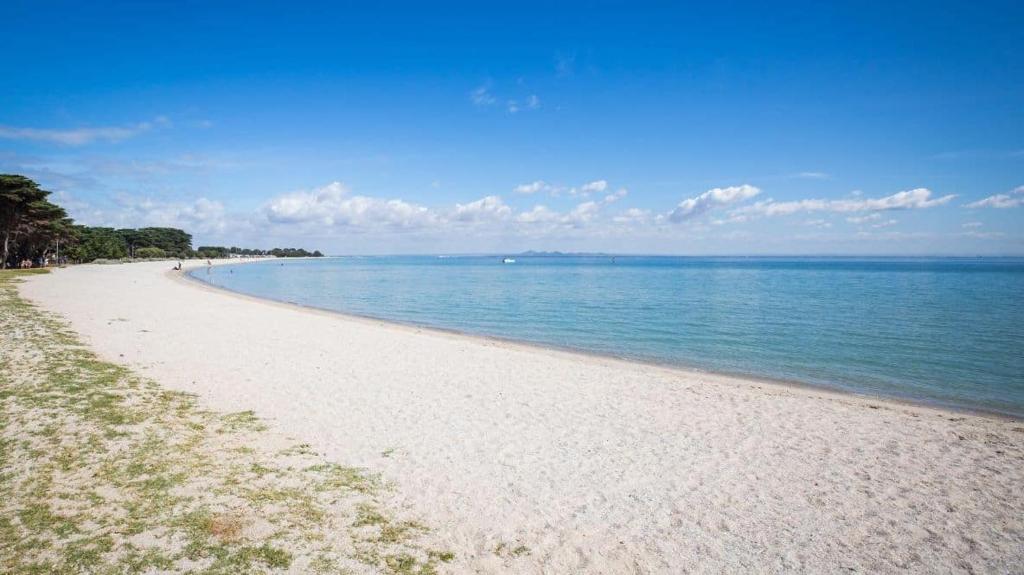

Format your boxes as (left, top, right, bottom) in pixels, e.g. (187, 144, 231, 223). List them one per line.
(192, 256, 1024, 417)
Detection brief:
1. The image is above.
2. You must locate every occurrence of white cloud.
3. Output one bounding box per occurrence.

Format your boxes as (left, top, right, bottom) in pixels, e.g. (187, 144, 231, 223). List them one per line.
(602, 188, 628, 204)
(514, 200, 607, 228)
(566, 201, 600, 225)
(0, 117, 167, 145)
(514, 180, 550, 195)
(516, 205, 560, 224)
(177, 198, 226, 230)
(668, 184, 761, 223)
(452, 195, 511, 222)
(734, 188, 955, 218)
(527, 95, 541, 109)
(578, 180, 608, 195)
(60, 175, 1010, 254)
(792, 172, 830, 180)
(964, 186, 1024, 209)
(72, 195, 230, 235)
(612, 208, 651, 224)
(514, 178, 613, 198)
(962, 221, 983, 229)
(259, 180, 631, 235)
(262, 181, 438, 229)
(263, 181, 349, 223)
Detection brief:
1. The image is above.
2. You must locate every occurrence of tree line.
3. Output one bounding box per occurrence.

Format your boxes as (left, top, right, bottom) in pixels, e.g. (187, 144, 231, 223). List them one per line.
(1, 174, 324, 269)
(195, 246, 323, 258)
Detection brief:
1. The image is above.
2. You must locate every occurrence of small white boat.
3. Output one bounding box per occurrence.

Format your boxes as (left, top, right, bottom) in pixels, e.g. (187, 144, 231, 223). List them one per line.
(502, 257, 516, 264)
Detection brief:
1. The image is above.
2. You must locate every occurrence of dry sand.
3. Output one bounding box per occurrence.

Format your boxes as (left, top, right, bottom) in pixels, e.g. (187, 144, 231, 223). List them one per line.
(19, 260, 1024, 573)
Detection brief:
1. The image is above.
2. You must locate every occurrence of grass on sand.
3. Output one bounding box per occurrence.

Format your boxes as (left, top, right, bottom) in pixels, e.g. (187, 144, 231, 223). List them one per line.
(0, 269, 452, 574)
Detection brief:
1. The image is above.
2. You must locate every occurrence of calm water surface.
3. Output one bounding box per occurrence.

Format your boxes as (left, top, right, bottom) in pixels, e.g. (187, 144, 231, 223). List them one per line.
(192, 256, 1024, 417)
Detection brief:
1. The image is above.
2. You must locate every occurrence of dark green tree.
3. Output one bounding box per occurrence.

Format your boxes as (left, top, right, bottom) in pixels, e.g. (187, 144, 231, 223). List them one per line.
(65, 227, 128, 262)
(12, 201, 70, 264)
(2, 175, 322, 265)
(1, 175, 50, 268)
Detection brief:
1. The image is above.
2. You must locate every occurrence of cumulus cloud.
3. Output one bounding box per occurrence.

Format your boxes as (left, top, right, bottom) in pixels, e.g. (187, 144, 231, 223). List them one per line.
(263, 181, 438, 229)
(263, 181, 350, 223)
(733, 188, 955, 218)
(259, 181, 633, 235)
(452, 195, 511, 222)
(514, 180, 550, 195)
(0, 117, 168, 145)
(668, 184, 761, 223)
(566, 201, 601, 225)
(602, 188, 628, 204)
(964, 185, 1024, 209)
(57, 175, 1014, 253)
(516, 205, 559, 224)
(514, 200, 608, 227)
(513, 179, 613, 198)
(71, 195, 230, 235)
(613, 208, 651, 224)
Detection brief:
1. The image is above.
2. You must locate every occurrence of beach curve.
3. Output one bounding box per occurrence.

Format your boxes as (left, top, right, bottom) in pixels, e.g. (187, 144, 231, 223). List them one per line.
(18, 260, 1024, 573)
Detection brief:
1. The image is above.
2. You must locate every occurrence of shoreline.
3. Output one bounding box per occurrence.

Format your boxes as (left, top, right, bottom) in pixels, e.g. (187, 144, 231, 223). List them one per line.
(18, 260, 1024, 573)
(181, 259, 1022, 422)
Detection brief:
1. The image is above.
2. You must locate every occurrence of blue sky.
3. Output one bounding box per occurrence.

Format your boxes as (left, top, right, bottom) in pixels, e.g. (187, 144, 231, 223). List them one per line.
(1, 1, 1022, 254)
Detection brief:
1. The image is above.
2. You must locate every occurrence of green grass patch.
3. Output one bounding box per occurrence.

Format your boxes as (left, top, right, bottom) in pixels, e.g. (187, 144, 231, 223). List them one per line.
(0, 271, 453, 574)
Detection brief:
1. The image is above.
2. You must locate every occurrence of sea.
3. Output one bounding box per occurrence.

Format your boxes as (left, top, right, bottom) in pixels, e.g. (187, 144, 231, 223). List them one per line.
(191, 256, 1024, 417)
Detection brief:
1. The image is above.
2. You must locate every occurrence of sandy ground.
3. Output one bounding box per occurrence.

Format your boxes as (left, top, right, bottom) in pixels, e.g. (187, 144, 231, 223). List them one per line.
(19, 260, 1024, 574)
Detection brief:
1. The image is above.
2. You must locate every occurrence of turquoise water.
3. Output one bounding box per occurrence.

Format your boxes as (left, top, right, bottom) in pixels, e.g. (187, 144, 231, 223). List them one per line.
(192, 256, 1024, 417)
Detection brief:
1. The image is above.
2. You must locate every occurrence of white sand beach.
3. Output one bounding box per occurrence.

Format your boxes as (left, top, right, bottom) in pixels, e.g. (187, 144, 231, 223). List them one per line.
(19, 260, 1024, 573)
